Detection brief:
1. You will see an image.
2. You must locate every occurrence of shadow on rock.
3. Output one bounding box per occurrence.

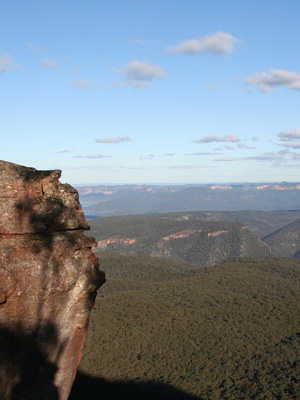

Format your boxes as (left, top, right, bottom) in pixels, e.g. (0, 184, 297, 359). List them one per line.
(0, 324, 62, 400)
(70, 371, 202, 400)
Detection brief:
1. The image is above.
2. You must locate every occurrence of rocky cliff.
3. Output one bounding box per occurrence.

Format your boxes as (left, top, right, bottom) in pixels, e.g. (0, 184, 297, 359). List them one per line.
(0, 160, 105, 400)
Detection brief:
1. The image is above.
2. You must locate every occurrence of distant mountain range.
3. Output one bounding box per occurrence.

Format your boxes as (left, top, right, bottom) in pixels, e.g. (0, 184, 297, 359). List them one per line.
(77, 182, 300, 216)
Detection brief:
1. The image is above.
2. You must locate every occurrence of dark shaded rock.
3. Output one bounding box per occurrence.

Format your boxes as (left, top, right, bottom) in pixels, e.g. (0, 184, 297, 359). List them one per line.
(0, 160, 105, 400)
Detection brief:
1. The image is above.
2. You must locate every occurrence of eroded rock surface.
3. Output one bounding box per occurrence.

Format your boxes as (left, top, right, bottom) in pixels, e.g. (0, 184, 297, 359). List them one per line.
(0, 160, 105, 400)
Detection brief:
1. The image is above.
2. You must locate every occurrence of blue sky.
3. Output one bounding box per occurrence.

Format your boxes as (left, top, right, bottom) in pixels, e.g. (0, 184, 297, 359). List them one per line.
(1, 0, 300, 184)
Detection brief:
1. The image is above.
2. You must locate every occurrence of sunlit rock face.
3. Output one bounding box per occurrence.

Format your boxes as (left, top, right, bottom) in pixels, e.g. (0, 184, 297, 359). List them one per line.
(0, 160, 105, 400)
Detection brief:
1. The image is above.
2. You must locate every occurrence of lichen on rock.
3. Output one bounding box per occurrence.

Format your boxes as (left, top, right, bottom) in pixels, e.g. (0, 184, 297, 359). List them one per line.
(0, 160, 105, 400)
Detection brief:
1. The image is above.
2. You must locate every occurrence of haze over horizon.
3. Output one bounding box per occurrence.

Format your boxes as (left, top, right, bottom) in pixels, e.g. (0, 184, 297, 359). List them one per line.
(1, 0, 300, 184)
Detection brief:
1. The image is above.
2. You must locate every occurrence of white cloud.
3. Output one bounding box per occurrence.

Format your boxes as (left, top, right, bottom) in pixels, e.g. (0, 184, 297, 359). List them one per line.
(74, 154, 111, 159)
(42, 59, 58, 68)
(167, 31, 239, 55)
(278, 129, 300, 141)
(72, 79, 95, 89)
(115, 60, 167, 89)
(245, 69, 300, 92)
(252, 136, 259, 142)
(56, 150, 74, 154)
(71, 67, 80, 73)
(95, 136, 132, 144)
(0, 54, 17, 74)
(224, 146, 234, 150)
(193, 134, 240, 143)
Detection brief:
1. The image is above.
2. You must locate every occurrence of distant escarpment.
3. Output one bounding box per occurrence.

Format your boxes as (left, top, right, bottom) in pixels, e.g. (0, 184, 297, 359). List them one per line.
(89, 215, 277, 267)
(79, 182, 300, 216)
(0, 161, 105, 400)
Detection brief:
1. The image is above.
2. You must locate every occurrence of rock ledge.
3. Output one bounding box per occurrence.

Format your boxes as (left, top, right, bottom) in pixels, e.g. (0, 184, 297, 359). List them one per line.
(0, 160, 105, 400)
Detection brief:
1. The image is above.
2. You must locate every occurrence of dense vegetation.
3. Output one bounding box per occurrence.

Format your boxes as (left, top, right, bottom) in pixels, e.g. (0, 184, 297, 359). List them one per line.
(263, 218, 300, 257)
(88, 215, 277, 266)
(76, 253, 300, 399)
(88, 209, 300, 239)
(88, 210, 300, 262)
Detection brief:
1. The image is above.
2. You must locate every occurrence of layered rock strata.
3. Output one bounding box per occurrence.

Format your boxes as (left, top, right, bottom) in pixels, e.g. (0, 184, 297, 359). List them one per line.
(0, 160, 105, 400)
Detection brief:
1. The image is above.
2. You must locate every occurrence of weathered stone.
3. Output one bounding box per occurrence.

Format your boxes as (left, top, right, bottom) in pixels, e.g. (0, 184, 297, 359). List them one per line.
(0, 160, 105, 400)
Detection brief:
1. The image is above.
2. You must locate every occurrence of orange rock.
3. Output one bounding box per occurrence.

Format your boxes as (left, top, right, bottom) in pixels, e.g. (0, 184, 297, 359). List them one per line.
(0, 160, 105, 400)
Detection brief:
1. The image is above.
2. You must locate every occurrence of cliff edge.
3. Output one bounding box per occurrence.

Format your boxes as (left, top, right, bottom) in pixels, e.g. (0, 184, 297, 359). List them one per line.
(0, 160, 105, 400)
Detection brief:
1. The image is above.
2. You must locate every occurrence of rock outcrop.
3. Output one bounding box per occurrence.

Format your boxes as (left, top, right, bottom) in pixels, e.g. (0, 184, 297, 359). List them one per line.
(0, 160, 105, 400)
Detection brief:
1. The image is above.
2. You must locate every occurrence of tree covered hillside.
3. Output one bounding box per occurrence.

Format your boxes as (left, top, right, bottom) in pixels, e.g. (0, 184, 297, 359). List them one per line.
(263, 218, 300, 257)
(89, 216, 277, 267)
(74, 254, 300, 400)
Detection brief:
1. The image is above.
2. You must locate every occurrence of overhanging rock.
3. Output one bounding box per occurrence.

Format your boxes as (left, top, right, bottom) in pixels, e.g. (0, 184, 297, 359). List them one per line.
(0, 160, 105, 400)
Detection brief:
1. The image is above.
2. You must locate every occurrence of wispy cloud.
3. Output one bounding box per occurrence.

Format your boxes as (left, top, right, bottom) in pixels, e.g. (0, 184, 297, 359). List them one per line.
(56, 150, 74, 154)
(224, 146, 234, 150)
(167, 31, 239, 55)
(71, 67, 80, 73)
(161, 153, 175, 157)
(114, 60, 167, 89)
(74, 154, 112, 159)
(185, 152, 217, 156)
(211, 149, 300, 164)
(42, 58, 58, 68)
(252, 136, 259, 142)
(26, 41, 37, 52)
(118, 165, 154, 170)
(245, 69, 300, 92)
(193, 134, 240, 143)
(244, 150, 288, 162)
(277, 129, 300, 149)
(278, 128, 300, 141)
(72, 78, 95, 89)
(67, 165, 110, 170)
(125, 37, 144, 45)
(166, 165, 208, 169)
(207, 82, 217, 90)
(95, 136, 132, 144)
(278, 143, 300, 149)
(139, 154, 155, 160)
(238, 143, 256, 149)
(215, 156, 237, 161)
(0, 54, 17, 74)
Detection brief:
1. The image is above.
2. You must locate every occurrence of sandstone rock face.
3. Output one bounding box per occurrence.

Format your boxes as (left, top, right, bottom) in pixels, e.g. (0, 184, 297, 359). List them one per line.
(0, 160, 105, 400)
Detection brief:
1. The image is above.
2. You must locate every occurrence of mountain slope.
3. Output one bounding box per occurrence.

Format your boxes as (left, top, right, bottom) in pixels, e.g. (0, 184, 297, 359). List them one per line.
(90, 216, 277, 267)
(263, 218, 300, 257)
